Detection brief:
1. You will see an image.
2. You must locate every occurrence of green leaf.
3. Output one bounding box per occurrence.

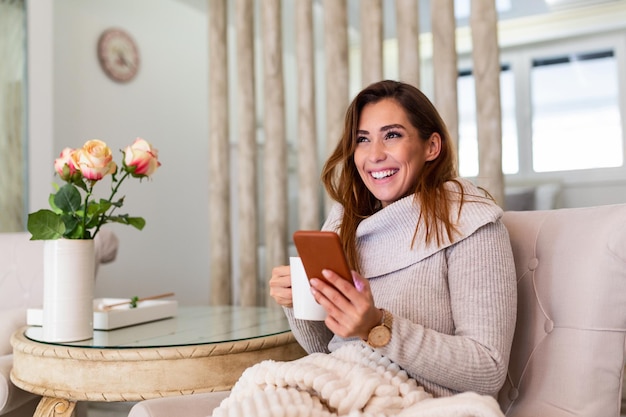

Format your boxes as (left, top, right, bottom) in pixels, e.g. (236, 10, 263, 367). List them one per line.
(110, 196, 125, 208)
(65, 225, 86, 239)
(130, 296, 139, 308)
(48, 193, 62, 214)
(107, 215, 145, 230)
(72, 177, 88, 192)
(27, 210, 65, 240)
(54, 184, 82, 213)
(86, 201, 101, 217)
(60, 214, 81, 237)
(96, 199, 113, 213)
(85, 212, 101, 229)
(127, 217, 146, 230)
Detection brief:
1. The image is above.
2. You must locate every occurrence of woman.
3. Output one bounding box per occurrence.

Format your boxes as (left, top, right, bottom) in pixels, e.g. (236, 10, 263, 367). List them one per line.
(270, 80, 517, 398)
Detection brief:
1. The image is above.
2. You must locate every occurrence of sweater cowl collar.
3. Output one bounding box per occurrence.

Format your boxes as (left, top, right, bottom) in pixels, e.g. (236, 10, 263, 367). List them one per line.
(323, 179, 503, 279)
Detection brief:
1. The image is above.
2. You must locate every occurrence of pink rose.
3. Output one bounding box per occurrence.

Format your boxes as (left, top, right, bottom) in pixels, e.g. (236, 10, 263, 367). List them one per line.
(123, 138, 161, 177)
(72, 139, 117, 181)
(54, 148, 79, 181)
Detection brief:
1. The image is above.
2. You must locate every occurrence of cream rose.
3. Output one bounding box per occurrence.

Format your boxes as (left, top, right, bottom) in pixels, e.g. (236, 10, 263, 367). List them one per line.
(72, 139, 117, 181)
(123, 137, 161, 177)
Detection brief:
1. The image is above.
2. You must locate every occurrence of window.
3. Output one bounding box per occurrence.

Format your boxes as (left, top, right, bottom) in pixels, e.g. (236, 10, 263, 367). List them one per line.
(457, 33, 626, 181)
(457, 65, 518, 177)
(531, 50, 623, 172)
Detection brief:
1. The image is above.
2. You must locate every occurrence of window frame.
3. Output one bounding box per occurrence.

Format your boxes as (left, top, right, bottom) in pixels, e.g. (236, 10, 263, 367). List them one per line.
(457, 30, 626, 185)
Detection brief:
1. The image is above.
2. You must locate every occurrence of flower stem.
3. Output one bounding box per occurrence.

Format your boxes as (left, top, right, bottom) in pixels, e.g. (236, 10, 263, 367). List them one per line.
(93, 171, 132, 238)
(83, 182, 95, 239)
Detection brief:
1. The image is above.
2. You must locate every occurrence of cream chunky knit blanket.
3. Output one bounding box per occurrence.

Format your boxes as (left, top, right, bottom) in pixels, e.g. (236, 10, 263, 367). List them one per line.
(211, 345, 505, 417)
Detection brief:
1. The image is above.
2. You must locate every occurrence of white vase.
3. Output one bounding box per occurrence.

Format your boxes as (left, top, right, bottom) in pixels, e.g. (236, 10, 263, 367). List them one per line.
(42, 238, 95, 342)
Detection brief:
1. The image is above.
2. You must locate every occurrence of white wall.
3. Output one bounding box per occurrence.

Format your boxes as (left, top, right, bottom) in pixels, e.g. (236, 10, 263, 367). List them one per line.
(29, 0, 211, 304)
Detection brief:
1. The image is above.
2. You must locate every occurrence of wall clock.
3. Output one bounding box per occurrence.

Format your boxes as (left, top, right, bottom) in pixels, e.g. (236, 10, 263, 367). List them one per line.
(97, 28, 140, 83)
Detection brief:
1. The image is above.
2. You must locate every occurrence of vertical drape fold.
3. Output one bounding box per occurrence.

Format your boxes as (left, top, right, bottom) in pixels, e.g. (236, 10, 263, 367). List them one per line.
(471, 0, 505, 205)
(208, 0, 231, 305)
(322, 0, 350, 157)
(395, 0, 420, 88)
(296, 0, 321, 231)
(262, 0, 288, 306)
(431, 0, 460, 151)
(361, 0, 384, 87)
(236, 0, 258, 306)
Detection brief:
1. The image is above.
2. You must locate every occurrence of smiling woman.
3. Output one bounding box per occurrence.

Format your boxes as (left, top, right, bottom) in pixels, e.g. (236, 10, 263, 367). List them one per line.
(0, 0, 26, 233)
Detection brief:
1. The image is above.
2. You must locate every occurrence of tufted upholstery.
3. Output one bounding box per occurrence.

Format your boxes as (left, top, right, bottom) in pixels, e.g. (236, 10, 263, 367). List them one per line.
(0, 230, 119, 417)
(498, 204, 626, 416)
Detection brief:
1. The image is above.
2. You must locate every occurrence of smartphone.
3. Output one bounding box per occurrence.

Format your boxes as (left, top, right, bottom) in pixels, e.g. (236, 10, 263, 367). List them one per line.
(292, 230, 353, 285)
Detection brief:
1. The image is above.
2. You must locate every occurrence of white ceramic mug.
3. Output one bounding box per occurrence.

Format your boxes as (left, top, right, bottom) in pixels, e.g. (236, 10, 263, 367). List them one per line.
(290, 257, 327, 321)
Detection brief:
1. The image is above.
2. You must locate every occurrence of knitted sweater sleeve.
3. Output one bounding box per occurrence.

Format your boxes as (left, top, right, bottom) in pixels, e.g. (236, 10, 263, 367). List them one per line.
(283, 307, 334, 354)
(377, 221, 517, 397)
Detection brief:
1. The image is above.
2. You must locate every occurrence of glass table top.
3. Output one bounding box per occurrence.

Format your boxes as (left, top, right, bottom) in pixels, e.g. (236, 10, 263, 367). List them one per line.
(24, 305, 291, 349)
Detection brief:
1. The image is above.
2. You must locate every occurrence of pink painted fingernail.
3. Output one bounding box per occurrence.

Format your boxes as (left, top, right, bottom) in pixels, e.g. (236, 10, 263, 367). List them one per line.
(353, 276, 364, 292)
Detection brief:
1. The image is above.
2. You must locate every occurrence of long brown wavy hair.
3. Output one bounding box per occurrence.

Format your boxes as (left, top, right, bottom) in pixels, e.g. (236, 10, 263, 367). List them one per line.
(321, 80, 464, 272)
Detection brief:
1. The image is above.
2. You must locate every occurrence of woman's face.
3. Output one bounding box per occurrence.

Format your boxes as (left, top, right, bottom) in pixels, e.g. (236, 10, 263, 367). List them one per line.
(353, 98, 440, 208)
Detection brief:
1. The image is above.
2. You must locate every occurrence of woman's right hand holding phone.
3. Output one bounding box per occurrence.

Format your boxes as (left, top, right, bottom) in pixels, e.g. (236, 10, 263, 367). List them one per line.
(269, 265, 293, 307)
(309, 269, 381, 341)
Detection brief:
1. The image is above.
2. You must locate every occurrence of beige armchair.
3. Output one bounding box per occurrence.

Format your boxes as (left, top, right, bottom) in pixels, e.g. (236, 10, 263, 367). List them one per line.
(0, 230, 119, 417)
(129, 204, 624, 416)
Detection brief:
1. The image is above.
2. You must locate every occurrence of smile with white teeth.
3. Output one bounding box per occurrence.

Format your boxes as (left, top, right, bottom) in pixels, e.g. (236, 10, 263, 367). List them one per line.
(371, 169, 398, 179)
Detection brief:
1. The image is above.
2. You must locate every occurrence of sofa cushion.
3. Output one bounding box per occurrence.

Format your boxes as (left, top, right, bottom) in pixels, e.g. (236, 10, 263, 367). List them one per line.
(498, 204, 626, 417)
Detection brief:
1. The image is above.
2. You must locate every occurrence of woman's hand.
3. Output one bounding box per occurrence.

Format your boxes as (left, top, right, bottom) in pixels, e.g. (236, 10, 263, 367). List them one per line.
(269, 265, 293, 307)
(310, 270, 382, 340)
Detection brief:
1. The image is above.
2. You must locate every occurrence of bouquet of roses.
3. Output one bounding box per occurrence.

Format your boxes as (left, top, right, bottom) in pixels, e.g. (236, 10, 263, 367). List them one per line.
(28, 138, 161, 240)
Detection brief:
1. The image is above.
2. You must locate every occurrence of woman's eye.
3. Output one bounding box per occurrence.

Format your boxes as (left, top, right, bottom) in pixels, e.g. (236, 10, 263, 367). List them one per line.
(356, 136, 369, 143)
(385, 131, 401, 140)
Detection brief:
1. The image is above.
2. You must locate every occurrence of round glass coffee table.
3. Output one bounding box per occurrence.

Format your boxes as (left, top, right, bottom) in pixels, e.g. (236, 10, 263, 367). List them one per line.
(10, 306, 305, 417)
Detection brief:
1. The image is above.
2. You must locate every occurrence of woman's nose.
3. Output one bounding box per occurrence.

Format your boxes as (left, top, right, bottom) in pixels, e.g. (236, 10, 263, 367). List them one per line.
(367, 140, 386, 162)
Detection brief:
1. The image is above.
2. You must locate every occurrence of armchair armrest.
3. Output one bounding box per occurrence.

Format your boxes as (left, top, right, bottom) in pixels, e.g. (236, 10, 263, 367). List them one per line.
(0, 354, 38, 415)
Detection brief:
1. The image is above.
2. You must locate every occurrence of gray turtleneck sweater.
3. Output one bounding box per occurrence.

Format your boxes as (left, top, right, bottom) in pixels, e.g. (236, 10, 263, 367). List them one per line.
(285, 179, 517, 398)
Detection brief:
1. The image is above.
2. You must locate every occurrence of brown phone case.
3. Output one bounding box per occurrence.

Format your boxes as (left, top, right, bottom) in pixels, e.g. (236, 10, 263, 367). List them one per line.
(293, 230, 353, 284)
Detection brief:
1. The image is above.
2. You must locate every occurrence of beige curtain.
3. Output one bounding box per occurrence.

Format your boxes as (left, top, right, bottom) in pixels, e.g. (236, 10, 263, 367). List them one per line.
(0, 0, 26, 233)
(361, 0, 384, 87)
(395, 0, 420, 88)
(322, 0, 350, 158)
(235, 0, 258, 306)
(208, 0, 231, 305)
(471, 0, 505, 206)
(295, 0, 320, 232)
(431, 0, 460, 151)
(261, 0, 288, 306)
(207, 0, 504, 306)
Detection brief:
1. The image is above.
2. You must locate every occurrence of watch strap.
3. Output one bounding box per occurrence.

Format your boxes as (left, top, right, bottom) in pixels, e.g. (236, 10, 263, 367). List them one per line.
(380, 308, 392, 331)
(365, 308, 392, 348)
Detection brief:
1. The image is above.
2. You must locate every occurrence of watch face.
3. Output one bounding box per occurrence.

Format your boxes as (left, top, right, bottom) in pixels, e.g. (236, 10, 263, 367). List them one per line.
(97, 28, 140, 83)
(368, 325, 391, 348)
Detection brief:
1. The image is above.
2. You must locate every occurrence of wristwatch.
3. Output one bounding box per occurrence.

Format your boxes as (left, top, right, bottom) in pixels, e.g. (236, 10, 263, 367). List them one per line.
(366, 309, 392, 348)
